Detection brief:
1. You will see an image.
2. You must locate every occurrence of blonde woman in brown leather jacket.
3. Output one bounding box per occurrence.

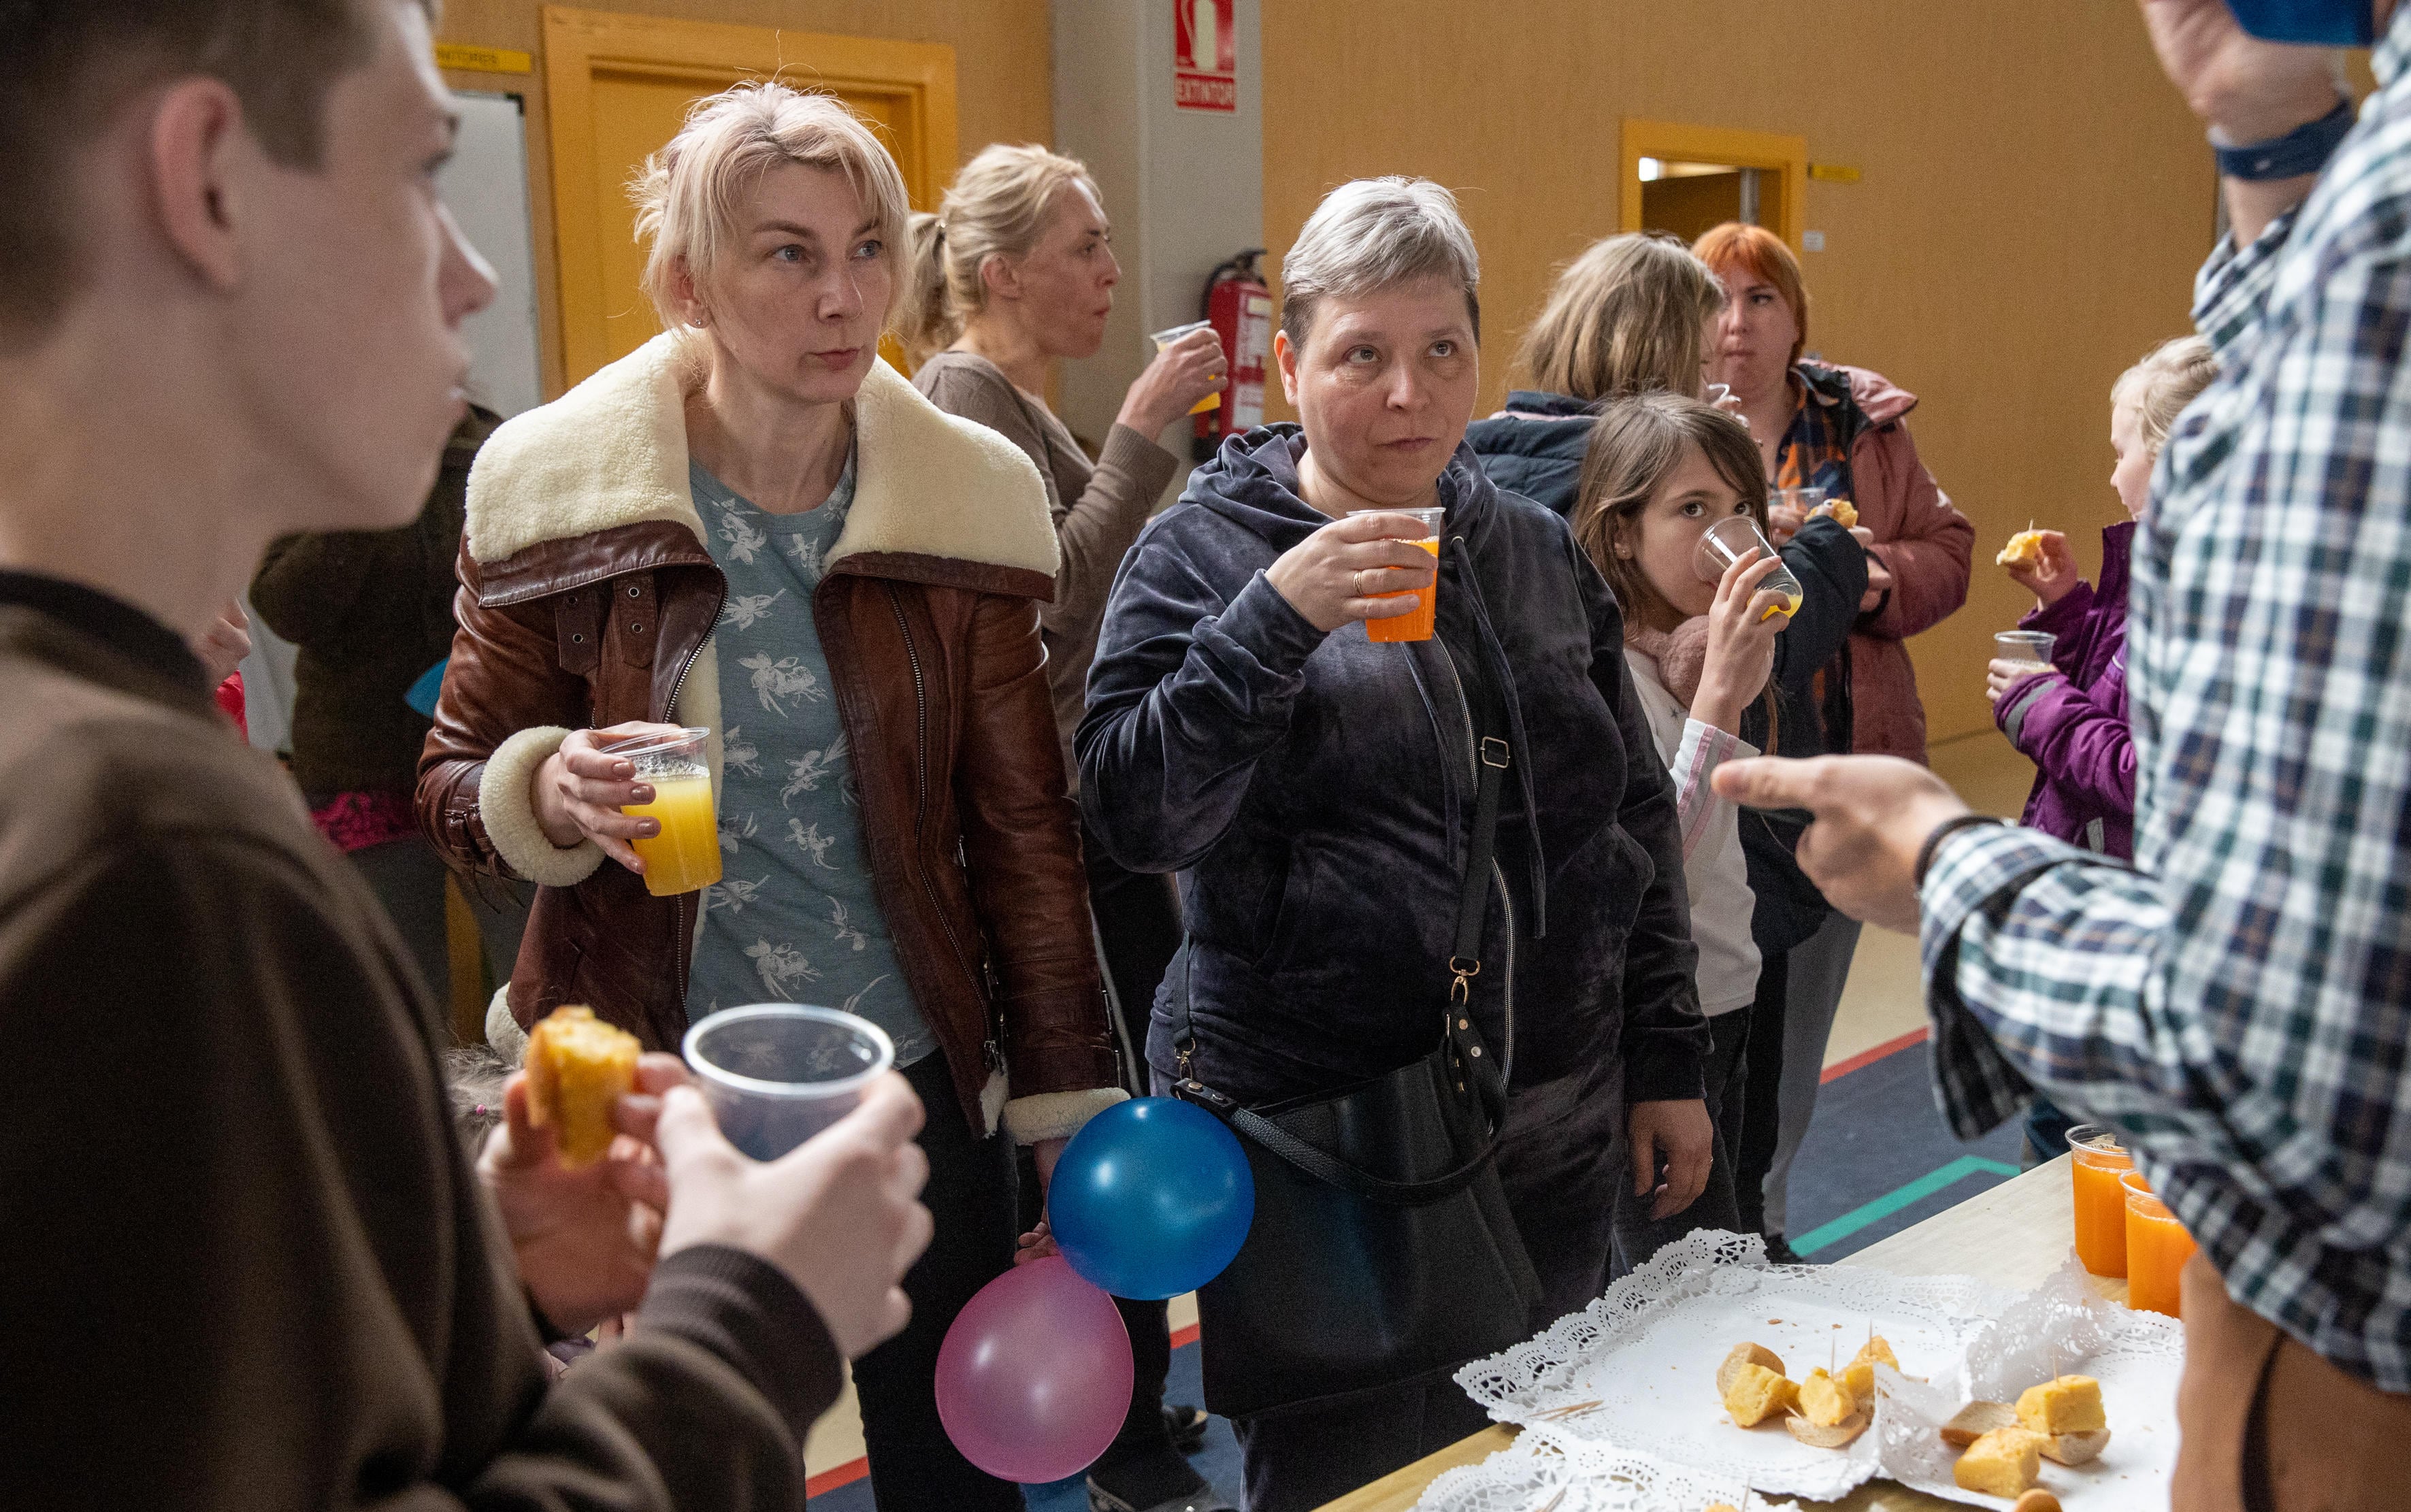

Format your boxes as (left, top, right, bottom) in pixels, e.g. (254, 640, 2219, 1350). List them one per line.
(416, 84, 1123, 1511)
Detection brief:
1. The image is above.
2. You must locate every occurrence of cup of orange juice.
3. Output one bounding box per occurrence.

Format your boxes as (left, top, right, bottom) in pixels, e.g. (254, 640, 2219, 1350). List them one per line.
(1697, 515, 1805, 623)
(2121, 1168, 2197, 1317)
(604, 726, 723, 898)
(1149, 321, 1222, 414)
(2067, 1125, 2133, 1278)
(1348, 506, 1444, 643)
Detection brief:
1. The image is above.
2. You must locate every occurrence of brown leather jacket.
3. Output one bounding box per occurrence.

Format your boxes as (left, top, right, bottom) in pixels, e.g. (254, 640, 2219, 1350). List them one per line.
(417, 340, 1121, 1142)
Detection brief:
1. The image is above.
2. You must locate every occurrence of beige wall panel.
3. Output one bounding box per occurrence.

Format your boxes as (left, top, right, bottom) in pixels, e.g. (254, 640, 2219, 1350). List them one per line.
(436, 0, 1050, 399)
(1262, 1, 2214, 744)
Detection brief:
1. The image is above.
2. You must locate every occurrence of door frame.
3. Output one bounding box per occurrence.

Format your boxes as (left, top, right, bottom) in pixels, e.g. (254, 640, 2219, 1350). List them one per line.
(541, 5, 957, 385)
(1620, 118, 1807, 251)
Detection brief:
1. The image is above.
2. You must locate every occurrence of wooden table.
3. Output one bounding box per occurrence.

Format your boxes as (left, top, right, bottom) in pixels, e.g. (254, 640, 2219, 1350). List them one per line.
(1316, 1156, 2133, 1511)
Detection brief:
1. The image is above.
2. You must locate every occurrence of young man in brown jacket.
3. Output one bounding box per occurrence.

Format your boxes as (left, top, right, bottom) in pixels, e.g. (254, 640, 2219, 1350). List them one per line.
(0, 3, 931, 1507)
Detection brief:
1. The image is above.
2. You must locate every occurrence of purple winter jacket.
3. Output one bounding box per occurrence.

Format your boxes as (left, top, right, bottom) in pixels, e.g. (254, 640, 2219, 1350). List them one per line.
(1995, 521, 2135, 859)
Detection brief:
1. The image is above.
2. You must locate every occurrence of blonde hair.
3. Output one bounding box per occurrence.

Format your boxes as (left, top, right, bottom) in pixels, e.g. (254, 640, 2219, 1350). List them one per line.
(897, 143, 1100, 365)
(629, 81, 911, 332)
(2112, 335, 2218, 457)
(1279, 177, 1480, 351)
(1519, 233, 1726, 404)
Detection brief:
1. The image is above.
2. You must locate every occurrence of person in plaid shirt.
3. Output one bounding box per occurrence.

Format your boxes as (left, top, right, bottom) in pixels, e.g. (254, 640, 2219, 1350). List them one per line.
(1718, 1, 2411, 1505)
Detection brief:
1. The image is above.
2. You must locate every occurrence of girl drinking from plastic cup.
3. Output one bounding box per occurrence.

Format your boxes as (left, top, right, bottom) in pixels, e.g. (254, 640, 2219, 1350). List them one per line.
(1570, 392, 1867, 1270)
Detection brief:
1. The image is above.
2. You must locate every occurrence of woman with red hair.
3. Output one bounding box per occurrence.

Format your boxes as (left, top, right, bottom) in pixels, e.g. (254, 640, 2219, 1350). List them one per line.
(1693, 222, 1972, 1260)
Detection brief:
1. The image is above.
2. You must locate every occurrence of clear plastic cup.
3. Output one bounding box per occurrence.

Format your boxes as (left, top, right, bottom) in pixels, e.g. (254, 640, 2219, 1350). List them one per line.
(1995, 630, 2056, 670)
(1696, 515, 1805, 622)
(1349, 505, 1444, 642)
(602, 726, 722, 898)
(683, 1003, 897, 1160)
(1768, 484, 1824, 540)
(1149, 319, 1221, 414)
(2067, 1125, 2133, 1278)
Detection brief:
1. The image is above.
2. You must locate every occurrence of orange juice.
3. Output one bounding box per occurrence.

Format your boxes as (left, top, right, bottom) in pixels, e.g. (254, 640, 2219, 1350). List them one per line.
(2122, 1169, 2195, 1317)
(2069, 1128, 2133, 1277)
(625, 771, 723, 897)
(1765, 590, 1805, 623)
(1367, 537, 1440, 643)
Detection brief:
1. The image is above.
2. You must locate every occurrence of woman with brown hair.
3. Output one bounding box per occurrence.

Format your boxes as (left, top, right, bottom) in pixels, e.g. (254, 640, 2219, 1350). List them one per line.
(417, 84, 1123, 1511)
(1571, 392, 1865, 1269)
(1694, 221, 1973, 1260)
(1466, 231, 1728, 514)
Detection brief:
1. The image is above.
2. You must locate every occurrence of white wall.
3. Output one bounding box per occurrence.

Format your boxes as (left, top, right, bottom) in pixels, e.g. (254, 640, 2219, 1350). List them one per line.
(1053, 0, 1263, 498)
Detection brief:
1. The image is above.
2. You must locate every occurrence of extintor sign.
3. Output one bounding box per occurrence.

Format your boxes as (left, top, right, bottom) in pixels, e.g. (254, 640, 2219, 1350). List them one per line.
(1175, 0, 1236, 113)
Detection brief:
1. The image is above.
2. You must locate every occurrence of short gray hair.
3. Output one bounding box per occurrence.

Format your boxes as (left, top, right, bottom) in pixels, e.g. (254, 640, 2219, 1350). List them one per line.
(1278, 177, 1480, 351)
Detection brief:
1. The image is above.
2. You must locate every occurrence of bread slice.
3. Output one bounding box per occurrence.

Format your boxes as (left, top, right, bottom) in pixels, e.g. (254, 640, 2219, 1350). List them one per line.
(2041, 1428, 2112, 1466)
(1715, 1341, 1786, 1397)
(1941, 1399, 2018, 1447)
(1784, 1407, 1869, 1449)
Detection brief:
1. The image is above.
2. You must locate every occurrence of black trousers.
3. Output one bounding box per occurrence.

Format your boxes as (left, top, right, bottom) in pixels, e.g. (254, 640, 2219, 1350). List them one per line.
(852, 1052, 1023, 1511)
(1609, 1005, 1751, 1275)
(1733, 951, 1791, 1237)
(1080, 823, 1192, 1473)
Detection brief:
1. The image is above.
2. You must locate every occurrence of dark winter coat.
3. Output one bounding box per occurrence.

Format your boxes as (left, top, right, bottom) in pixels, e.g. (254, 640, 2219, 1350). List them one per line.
(1464, 389, 1594, 515)
(1077, 426, 1707, 1116)
(1996, 521, 2135, 859)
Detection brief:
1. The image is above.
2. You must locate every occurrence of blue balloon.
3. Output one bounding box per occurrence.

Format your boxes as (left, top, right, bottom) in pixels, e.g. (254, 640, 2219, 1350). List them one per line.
(1049, 1096, 1255, 1300)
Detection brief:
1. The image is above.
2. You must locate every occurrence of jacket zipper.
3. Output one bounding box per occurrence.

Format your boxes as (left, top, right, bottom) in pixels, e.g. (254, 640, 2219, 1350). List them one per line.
(662, 570, 723, 1018)
(884, 584, 988, 1017)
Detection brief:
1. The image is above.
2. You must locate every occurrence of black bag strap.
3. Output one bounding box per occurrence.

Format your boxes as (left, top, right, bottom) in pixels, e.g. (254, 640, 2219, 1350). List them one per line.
(1172, 633, 1513, 1207)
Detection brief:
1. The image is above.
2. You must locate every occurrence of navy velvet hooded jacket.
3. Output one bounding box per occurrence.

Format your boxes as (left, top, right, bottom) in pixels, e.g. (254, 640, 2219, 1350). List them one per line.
(1077, 426, 1707, 1113)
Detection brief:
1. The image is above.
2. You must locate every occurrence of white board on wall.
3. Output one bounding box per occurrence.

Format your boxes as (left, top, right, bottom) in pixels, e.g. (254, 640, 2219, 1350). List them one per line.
(439, 91, 544, 418)
(242, 90, 544, 751)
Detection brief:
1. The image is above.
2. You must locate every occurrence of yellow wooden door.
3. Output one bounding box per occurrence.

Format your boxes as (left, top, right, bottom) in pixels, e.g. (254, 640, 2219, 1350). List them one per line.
(543, 6, 956, 386)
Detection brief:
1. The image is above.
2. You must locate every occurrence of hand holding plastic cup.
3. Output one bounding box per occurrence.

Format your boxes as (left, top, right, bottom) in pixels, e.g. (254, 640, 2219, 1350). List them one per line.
(1995, 629, 2056, 670)
(683, 1004, 896, 1160)
(1769, 485, 1824, 541)
(1347, 506, 1445, 642)
(603, 726, 722, 898)
(1149, 320, 1221, 414)
(1697, 516, 1805, 623)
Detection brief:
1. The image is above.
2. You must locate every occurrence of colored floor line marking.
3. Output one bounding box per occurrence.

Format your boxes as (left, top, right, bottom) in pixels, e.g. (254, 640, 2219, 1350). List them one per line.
(1820, 1025, 1929, 1084)
(1790, 1154, 2022, 1257)
(805, 1457, 871, 1497)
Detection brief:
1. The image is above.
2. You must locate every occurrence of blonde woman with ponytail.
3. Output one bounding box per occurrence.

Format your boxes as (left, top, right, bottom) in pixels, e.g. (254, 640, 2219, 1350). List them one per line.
(908, 142, 1232, 1512)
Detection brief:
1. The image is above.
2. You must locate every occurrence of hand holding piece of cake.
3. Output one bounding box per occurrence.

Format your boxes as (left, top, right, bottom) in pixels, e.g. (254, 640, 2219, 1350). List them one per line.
(523, 1005, 642, 1168)
(1996, 528, 2050, 571)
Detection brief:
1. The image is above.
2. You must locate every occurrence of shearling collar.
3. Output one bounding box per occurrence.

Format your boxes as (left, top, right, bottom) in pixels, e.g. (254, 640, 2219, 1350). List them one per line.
(462, 332, 1060, 591)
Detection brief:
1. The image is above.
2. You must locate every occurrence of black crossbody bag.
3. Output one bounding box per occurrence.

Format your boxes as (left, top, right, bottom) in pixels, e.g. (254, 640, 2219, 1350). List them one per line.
(1170, 641, 1542, 1419)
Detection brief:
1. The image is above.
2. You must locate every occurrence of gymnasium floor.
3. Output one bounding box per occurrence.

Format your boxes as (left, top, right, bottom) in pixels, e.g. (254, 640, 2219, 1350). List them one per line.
(808, 734, 2041, 1509)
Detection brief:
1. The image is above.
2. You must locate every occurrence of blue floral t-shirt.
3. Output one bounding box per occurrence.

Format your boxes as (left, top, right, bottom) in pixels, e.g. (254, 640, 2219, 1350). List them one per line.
(686, 455, 934, 1066)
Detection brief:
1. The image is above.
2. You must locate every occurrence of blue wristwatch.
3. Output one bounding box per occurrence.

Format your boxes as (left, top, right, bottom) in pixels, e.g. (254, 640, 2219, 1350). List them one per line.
(2214, 97, 2355, 181)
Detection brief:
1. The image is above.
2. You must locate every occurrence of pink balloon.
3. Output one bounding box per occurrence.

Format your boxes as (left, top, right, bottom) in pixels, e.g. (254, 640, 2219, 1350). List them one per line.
(935, 1255, 1134, 1483)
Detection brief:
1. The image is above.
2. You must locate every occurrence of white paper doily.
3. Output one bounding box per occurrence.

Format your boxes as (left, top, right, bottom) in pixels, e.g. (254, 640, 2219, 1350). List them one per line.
(1417, 1424, 1809, 1512)
(1872, 1255, 2184, 1508)
(1454, 1231, 2017, 1501)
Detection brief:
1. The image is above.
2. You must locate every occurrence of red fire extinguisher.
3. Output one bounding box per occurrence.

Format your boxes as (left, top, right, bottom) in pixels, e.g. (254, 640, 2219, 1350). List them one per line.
(1196, 250, 1271, 461)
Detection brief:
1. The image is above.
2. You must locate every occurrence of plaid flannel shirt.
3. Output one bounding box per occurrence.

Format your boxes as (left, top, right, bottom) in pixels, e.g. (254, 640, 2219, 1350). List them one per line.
(1918, 10, 2411, 1393)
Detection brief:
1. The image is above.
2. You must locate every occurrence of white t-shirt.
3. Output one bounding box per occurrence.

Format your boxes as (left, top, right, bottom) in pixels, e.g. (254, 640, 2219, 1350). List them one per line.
(1624, 647, 1762, 1017)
